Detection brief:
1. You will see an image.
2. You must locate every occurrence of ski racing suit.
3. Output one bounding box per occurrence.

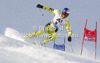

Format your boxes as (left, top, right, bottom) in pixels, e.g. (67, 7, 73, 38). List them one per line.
(27, 4, 72, 45)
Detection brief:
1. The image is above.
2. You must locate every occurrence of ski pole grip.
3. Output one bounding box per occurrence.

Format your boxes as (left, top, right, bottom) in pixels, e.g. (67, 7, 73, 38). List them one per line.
(36, 4, 43, 9)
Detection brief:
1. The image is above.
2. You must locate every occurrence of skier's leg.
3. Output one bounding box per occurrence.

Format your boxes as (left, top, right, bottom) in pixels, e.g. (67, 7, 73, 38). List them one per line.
(39, 24, 58, 45)
(50, 33, 58, 40)
(26, 30, 44, 39)
(40, 33, 58, 45)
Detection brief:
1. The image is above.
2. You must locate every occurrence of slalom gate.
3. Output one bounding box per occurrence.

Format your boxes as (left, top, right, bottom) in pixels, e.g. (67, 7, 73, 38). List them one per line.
(81, 19, 97, 59)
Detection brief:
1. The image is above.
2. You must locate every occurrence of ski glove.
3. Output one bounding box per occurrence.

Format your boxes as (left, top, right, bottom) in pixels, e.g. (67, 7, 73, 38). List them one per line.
(68, 36, 72, 42)
(36, 4, 43, 8)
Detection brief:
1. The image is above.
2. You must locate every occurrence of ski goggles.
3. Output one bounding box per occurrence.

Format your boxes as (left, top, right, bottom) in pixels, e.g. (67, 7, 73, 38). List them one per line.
(61, 12, 69, 17)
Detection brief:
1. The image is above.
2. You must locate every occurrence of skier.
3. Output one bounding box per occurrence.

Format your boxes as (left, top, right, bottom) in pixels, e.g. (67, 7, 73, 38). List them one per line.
(25, 4, 72, 45)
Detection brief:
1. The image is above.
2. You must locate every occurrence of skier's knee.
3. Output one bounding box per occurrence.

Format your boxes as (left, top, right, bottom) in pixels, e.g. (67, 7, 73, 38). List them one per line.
(50, 33, 58, 40)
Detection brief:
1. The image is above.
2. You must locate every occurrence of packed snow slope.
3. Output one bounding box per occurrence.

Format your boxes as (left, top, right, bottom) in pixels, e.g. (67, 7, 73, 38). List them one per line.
(0, 28, 100, 63)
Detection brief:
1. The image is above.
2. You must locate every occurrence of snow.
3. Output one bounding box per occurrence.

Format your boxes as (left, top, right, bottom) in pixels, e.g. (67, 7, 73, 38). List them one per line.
(0, 28, 100, 63)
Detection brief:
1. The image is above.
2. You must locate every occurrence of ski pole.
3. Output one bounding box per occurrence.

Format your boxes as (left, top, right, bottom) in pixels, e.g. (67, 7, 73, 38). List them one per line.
(70, 43, 74, 53)
(39, 8, 44, 16)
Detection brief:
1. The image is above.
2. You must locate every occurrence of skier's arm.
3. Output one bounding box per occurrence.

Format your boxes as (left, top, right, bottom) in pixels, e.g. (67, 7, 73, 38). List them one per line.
(65, 21, 72, 42)
(36, 4, 59, 14)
